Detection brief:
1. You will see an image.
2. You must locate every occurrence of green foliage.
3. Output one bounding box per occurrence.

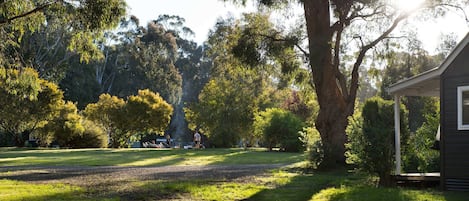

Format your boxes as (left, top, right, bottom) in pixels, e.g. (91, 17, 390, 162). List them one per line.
(84, 93, 126, 148)
(185, 79, 259, 147)
(36, 101, 107, 148)
(404, 100, 440, 172)
(0, 67, 41, 100)
(68, 120, 108, 148)
(228, 13, 303, 87)
(186, 13, 306, 148)
(0, 68, 63, 146)
(281, 91, 318, 124)
(379, 51, 442, 132)
(0, 0, 127, 64)
(346, 97, 409, 186)
(254, 108, 305, 152)
(300, 126, 323, 168)
(60, 17, 183, 108)
(36, 101, 83, 147)
(125, 89, 174, 134)
(84, 90, 173, 148)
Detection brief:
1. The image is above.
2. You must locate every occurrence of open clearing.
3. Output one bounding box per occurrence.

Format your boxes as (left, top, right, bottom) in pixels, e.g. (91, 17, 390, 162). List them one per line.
(1, 148, 468, 201)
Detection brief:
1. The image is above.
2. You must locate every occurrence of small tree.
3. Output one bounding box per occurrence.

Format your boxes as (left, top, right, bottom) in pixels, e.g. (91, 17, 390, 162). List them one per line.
(254, 108, 305, 152)
(0, 68, 63, 146)
(404, 100, 440, 172)
(84, 90, 173, 148)
(346, 97, 409, 186)
(84, 93, 126, 148)
(37, 101, 84, 147)
(125, 89, 173, 135)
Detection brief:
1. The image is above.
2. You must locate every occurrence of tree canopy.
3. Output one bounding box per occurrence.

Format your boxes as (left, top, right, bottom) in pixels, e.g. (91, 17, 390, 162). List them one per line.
(0, 68, 63, 146)
(225, 0, 469, 168)
(0, 0, 127, 64)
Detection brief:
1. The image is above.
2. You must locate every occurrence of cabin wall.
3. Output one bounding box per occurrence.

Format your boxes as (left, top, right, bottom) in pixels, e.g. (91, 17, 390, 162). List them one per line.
(441, 43, 469, 191)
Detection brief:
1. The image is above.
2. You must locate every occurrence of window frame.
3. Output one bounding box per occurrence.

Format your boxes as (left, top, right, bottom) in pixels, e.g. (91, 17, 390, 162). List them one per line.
(457, 86, 469, 130)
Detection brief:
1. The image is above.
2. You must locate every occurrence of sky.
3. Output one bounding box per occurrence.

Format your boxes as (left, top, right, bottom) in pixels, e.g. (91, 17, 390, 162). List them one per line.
(125, 0, 256, 44)
(124, 0, 469, 54)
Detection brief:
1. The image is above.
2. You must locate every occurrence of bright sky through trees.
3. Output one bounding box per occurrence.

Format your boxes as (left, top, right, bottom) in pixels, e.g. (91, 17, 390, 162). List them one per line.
(125, 0, 468, 53)
(394, 0, 426, 12)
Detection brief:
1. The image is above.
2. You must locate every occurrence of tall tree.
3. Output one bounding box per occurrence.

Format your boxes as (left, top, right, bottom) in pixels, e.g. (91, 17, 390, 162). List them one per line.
(0, 68, 63, 146)
(59, 16, 183, 109)
(0, 0, 127, 64)
(226, 0, 469, 168)
(186, 13, 300, 147)
(379, 36, 443, 132)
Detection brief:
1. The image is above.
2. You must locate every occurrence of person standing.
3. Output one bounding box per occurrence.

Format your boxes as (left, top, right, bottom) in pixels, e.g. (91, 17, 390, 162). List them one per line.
(165, 134, 171, 148)
(194, 130, 201, 149)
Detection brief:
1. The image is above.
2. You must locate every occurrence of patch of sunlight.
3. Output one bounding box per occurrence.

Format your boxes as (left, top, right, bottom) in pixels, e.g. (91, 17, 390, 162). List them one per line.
(258, 170, 295, 186)
(401, 190, 447, 201)
(310, 186, 450, 201)
(310, 187, 348, 201)
(0, 179, 85, 201)
(119, 155, 178, 166)
(185, 182, 265, 201)
(224, 150, 249, 156)
(0, 170, 51, 177)
(0, 157, 31, 162)
(180, 155, 224, 166)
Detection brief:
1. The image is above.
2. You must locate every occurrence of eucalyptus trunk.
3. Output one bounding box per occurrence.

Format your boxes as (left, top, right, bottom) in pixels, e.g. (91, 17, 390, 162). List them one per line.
(304, 0, 356, 168)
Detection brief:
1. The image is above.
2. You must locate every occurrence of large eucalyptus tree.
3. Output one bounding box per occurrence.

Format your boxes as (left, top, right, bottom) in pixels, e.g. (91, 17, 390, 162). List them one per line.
(226, 0, 469, 167)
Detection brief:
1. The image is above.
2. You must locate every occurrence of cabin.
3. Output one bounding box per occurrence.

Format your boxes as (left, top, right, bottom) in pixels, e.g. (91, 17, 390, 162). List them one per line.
(388, 33, 469, 191)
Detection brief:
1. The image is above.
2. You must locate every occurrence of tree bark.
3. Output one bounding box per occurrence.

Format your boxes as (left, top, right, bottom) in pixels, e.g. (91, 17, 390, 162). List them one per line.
(304, 0, 355, 168)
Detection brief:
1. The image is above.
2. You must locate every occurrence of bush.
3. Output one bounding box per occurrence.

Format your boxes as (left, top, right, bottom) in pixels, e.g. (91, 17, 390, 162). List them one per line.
(254, 108, 305, 152)
(84, 90, 173, 148)
(35, 101, 83, 147)
(68, 120, 108, 148)
(300, 126, 323, 168)
(403, 100, 440, 172)
(346, 97, 409, 187)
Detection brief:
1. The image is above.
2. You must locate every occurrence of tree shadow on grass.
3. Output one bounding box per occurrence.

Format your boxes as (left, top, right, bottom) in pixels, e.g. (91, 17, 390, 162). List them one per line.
(242, 171, 338, 201)
(243, 168, 469, 201)
(318, 186, 469, 201)
(242, 169, 369, 201)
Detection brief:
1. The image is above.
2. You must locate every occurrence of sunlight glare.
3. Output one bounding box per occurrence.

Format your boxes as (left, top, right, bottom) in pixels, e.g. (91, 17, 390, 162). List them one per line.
(394, 0, 426, 12)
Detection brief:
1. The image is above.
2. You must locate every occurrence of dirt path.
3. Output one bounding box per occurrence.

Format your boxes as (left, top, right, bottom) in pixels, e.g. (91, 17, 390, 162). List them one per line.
(1, 164, 291, 200)
(0, 164, 286, 184)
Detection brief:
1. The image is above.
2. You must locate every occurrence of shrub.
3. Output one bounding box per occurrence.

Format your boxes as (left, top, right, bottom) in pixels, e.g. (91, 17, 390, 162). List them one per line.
(254, 108, 305, 152)
(403, 100, 440, 172)
(346, 97, 409, 187)
(83, 93, 126, 148)
(300, 126, 323, 168)
(84, 90, 173, 148)
(68, 120, 108, 148)
(35, 101, 83, 147)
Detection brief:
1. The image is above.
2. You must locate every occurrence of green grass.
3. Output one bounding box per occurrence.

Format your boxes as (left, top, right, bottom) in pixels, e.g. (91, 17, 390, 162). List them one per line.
(241, 169, 469, 201)
(0, 147, 304, 167)
(0, 179, 117, 201)
(1, 148, 469, 200)
(2, 170, 468, 201)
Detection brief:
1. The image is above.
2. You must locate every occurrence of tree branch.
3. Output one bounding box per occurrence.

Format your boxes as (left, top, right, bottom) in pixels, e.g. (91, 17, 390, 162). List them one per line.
(348, 11, 412, 103)
(434, 3, 469, 22)
(257, 33, 310, 58)
(0, 1, 57, 26)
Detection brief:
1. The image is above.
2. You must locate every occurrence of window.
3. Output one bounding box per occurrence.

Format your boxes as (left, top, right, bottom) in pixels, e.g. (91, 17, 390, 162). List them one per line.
(457, 86, 469, 130)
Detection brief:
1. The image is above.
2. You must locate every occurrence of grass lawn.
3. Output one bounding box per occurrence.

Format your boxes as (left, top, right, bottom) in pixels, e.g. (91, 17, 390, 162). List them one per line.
(1, 148, 468, 200)
(0, 147, 304, 167)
